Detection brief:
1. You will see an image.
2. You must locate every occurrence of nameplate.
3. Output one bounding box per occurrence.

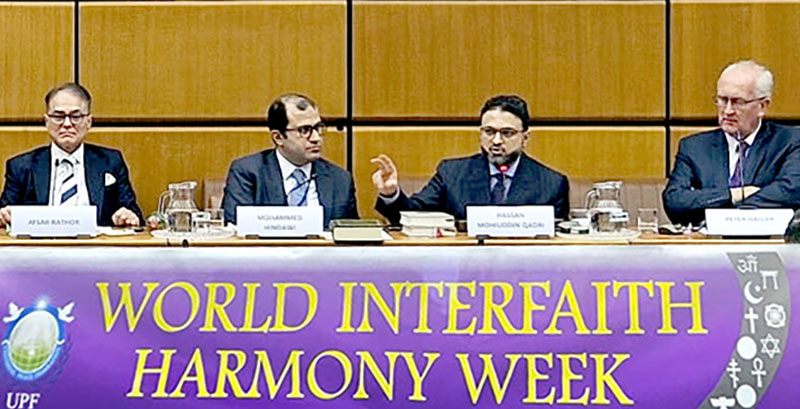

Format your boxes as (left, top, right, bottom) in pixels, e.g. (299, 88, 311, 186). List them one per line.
(706, 208, 795, 236)
(236, 206, 323, 238)
(9, 206, 97, 238)
(466, 206, 554, 238)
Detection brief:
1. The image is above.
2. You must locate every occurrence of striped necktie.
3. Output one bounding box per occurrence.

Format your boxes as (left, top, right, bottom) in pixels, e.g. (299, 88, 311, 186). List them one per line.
(56, 158, 78, 206)
(287, 168, 308, 206)
(729, 140, 750, 188)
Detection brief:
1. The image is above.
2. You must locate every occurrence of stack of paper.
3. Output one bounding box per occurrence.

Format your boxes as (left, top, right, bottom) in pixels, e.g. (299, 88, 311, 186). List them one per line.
(399, 211, 456, 237)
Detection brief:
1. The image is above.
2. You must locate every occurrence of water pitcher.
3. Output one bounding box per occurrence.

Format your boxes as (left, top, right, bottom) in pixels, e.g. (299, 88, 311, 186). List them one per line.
(158, 181, 199, 233)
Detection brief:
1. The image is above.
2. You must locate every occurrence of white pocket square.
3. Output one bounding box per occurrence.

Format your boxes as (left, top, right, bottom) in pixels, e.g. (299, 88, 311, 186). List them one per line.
(104, 173, 117, 186)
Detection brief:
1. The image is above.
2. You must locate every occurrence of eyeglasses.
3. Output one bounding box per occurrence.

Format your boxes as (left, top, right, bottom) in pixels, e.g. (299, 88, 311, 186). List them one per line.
(480, 126, 523, 139)
(713, 96, 766, 110)
(47, 111, 89, 125)
(285, 122, 326, 138)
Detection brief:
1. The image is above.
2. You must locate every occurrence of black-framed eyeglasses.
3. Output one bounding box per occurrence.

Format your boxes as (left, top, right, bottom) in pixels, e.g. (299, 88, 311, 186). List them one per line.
(713, 96, 766, 110)
(47, 111, 89, 125)
(480, 126, 523, 139)
(285, 122, 326, 139)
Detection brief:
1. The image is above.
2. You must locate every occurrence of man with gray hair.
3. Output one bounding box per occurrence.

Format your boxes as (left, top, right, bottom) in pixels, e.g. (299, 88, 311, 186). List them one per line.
(663, 60, 800, 226)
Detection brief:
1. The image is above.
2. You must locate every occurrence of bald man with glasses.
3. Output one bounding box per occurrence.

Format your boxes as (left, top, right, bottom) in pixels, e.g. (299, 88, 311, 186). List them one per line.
(222, 93, 358, 226)
(0, 83, 142, 227)
(663, 60, 800, 227)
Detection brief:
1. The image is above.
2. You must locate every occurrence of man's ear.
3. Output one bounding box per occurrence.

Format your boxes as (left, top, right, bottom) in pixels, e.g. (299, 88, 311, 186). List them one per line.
(758, 98, 772, 118)
(270, 130, 284, 147)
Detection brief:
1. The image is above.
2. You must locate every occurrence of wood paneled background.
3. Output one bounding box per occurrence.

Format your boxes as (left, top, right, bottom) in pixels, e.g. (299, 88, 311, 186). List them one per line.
(1, 1, 797, 219)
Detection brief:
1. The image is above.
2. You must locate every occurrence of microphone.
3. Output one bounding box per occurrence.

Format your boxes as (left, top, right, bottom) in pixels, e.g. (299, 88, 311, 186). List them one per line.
(287, 169, 316, 206)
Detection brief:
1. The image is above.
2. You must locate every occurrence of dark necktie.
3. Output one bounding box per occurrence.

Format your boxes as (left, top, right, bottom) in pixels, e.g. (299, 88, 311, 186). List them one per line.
(490, 173, 506, 204)
(729, 140, 750, 188)
(57, 158, 78, 205)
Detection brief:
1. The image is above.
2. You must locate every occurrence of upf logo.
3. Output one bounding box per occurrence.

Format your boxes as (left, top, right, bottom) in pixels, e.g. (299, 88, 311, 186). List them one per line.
(2, 300, 75, 408)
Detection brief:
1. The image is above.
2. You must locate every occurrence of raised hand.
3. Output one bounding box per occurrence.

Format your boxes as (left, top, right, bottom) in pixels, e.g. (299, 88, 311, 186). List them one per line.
(370, 154, 399, 196)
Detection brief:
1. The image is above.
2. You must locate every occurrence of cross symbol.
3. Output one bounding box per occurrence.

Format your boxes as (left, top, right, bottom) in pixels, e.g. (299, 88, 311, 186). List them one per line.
(745, 307, 759, 333)
(726, 358, 741, 388)
(751, 358, 767, 388)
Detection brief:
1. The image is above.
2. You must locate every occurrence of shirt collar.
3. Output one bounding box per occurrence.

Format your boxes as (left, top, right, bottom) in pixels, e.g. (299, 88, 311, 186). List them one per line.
(50, 142, 84, 165)
(725, 119, 761, 147)
(275, 149, 313, 181)
(488, 154, 521, 178)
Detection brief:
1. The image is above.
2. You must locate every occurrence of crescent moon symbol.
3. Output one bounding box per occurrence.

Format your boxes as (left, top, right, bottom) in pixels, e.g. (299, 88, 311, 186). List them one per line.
(744, 281, 764, 305)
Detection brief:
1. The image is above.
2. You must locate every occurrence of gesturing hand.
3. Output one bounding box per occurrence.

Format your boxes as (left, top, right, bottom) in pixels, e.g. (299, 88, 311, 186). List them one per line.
(370, 154, 399, 196)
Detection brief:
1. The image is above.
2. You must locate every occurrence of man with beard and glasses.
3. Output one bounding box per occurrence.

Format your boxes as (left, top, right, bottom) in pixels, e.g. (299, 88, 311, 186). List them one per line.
(371, 95, 569, 225)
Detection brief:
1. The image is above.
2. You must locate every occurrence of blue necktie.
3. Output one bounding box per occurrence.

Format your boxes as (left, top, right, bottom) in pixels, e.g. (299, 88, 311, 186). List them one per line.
(287, 168, 308, 206)
(729, 140, 750, 188)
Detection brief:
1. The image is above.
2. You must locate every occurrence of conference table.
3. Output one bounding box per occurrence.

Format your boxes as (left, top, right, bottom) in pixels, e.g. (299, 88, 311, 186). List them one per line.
(0, 228, 797, 408)
(0, 227, 786, 246)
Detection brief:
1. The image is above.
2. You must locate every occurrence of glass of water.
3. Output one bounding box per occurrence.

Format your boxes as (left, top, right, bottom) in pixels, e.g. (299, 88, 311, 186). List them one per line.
(637, 208, 659, 235)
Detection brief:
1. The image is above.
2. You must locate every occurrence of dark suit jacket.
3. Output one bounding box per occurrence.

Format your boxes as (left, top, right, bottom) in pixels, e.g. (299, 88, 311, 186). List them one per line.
(222, 149, 358, 227)
(0, 143, 143, 226)
(663, 121, 800, 226)
(376, 153, 569, 224)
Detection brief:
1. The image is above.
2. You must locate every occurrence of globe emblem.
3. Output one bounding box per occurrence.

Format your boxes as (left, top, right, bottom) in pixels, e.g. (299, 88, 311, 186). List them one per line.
(7, 310, 59, 374)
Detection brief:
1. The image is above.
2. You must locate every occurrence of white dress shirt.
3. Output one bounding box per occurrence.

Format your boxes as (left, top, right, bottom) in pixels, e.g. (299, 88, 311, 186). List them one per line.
(48, 143, 90, 206)
(725, 120, 761, 179)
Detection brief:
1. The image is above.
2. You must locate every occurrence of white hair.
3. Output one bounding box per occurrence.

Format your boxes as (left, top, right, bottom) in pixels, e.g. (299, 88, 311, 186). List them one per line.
(720, 60, 774, 98)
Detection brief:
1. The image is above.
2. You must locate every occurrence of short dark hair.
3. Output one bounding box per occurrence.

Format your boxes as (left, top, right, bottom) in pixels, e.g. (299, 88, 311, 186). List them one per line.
(45, 83, 92, 112)
(480, 95, 530, 131)
(266, 93, 317, 132)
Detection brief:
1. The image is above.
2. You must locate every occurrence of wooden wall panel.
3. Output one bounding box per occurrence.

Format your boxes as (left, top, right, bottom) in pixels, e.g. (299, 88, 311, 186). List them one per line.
(80, 1, 346, 120)
(0, 127, 346, 216)
(668, 126, 715, 167)
(530, 127, 665, 179)
(0, 3, 73, 120)
(354, 1, 665, 120)
(352, 126, 665, 218)
(672, 1, 800, 119)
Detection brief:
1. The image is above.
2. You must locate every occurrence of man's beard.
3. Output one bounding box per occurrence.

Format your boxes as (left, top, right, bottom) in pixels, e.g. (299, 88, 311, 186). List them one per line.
(482, 148, 521, 167)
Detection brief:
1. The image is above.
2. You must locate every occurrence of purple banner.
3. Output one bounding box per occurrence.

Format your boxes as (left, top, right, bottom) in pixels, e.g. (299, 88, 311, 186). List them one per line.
(0, 245, 798, 408)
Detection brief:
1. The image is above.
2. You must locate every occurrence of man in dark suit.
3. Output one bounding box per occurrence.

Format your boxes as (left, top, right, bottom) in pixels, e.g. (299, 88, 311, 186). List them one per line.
(371, 95, 569, 224)
(222, 93, 357, 226)
(0, 83, 142, 227)
(663, 60, 800, 227)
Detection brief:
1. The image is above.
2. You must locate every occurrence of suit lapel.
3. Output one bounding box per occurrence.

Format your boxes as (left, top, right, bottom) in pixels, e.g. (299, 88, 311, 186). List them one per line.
(465, 155, 491, 204)
(314, 162, 333, 220)
(33, 149, 51, 204)
(264, 150, 288, 205)
(84, 145, 104, 209)
(743, 122, 771, 184)
(505, 155, 532, 204)
(710, 131, 730, 188)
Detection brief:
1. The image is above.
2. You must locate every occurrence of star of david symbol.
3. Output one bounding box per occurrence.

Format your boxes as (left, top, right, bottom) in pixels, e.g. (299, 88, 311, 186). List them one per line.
(760, 333, 781, 359)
